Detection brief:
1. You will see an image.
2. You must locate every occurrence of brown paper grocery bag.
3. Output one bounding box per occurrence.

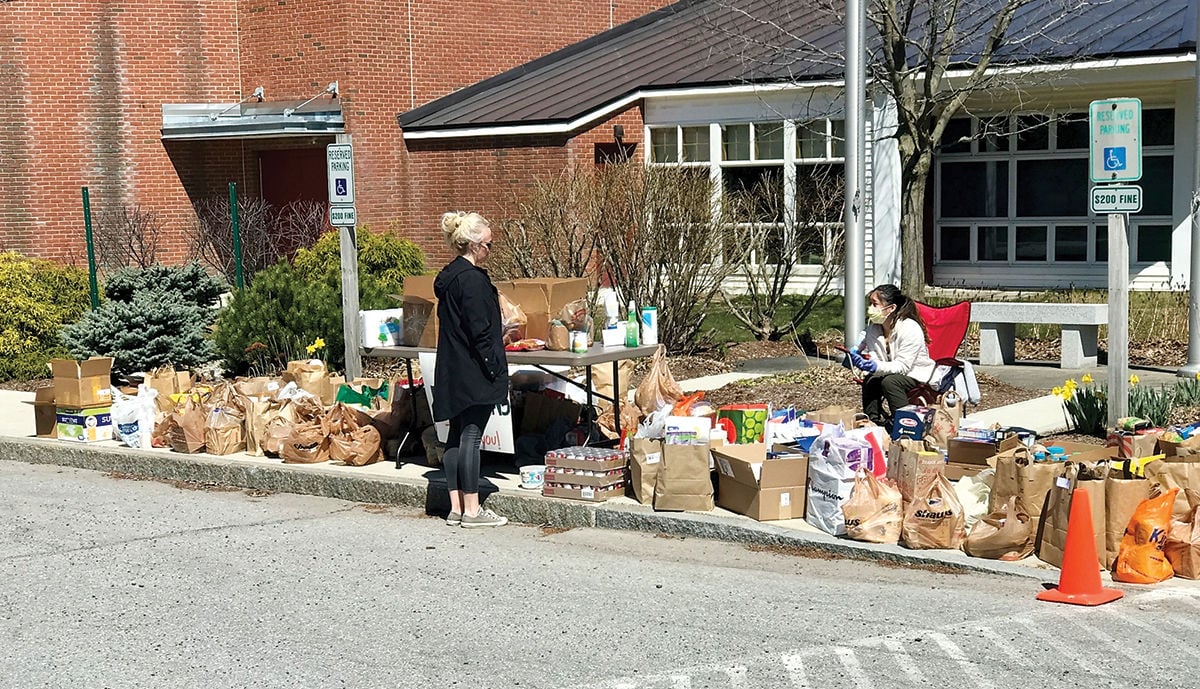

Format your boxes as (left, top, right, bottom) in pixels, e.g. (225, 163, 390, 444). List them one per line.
(808, 404, 860, 428)
(628, 438, 663, 506)
(284, 360, 333, 404)
(886, 438, 944, 503)
(1037, 463, 1105, 569)
(653, 443, 713, 512)
(1144, 458, 1200, 521)
(167, 400, 207, 454)
(1104, 475, 1152, 569)
(989, 448, 1065, 532)
(1165, 495, 1200, 580)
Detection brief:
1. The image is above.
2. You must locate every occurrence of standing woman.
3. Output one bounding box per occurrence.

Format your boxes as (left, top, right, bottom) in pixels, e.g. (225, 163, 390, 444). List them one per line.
(848, 284, 936, 430)
(433, 211, 508, 528)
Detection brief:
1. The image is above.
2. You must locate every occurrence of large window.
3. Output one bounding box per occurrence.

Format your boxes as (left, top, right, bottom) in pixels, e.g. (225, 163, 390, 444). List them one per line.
(935, 109, 1175, 267)
(648, 118, 846, 266)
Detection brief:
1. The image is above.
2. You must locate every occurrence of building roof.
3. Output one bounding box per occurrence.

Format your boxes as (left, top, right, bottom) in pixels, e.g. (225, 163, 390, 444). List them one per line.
(398, 0, 1196, 136)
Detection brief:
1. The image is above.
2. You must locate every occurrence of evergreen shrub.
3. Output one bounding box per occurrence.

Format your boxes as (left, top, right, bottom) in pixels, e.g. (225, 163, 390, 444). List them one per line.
(293, 226, 426, 297)
(61, 263, 226, 375)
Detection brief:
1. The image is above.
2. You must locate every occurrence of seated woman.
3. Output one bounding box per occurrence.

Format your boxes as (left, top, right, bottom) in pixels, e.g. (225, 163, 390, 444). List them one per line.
(847, 284, 936, 430)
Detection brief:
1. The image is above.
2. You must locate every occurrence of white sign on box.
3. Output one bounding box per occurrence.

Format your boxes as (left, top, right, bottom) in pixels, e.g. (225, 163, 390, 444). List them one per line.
(418, 352, 515, 454)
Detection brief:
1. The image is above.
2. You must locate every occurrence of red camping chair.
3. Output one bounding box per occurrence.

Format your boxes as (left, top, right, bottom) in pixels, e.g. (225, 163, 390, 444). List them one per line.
(915, 301, 971, 361)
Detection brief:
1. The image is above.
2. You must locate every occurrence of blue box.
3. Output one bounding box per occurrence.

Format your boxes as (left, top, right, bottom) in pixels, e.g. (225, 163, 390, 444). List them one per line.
(891, 405, 934, 441)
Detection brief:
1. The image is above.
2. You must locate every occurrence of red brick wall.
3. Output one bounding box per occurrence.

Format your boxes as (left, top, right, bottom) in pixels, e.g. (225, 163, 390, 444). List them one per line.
(0, 0, 670, 266)
(0, 0, 240, 264)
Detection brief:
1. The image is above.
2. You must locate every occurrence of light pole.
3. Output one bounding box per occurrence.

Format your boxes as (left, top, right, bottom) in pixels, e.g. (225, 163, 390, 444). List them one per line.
(843, 0, 867, 346)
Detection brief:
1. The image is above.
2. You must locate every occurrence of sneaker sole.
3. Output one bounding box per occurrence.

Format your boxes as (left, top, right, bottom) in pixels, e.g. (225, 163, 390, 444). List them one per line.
(460, 519, 508, 529)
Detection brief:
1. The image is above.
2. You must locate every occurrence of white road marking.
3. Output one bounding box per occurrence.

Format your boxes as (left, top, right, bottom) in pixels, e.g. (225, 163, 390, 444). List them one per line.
(1011, 616, 1102, 676)
(782, 652, 810, 689)
(854, 637, 927, 684)
(834, 646, 874, 689)
(1059, 612, 1144, 663)
(929, 632, 996, 689)
(974, 624, 1027, 665)
(1101, 607, 1200, 660)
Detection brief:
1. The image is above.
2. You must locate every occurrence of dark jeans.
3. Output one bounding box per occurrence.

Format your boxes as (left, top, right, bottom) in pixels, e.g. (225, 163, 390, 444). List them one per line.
(862, 373, 922, 429)
(442, 404, 493, 493)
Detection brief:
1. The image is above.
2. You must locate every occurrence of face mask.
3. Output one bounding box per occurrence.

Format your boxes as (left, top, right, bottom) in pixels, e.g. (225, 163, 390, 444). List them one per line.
(867, 305, 887, 324)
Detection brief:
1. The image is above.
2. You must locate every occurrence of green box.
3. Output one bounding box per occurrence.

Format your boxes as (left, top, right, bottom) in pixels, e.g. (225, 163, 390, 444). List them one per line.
(56, 406, 113, 443)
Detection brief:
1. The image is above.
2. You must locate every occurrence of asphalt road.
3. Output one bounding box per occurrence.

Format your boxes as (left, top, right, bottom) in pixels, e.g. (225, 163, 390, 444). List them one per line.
(3, 460, 1199, 689)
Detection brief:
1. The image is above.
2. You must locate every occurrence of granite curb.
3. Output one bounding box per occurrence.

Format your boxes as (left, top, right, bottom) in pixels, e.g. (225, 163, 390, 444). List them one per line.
(0, 436, 1045, 579)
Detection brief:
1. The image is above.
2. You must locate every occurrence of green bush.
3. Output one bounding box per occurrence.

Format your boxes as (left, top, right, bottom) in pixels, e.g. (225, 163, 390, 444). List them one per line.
(0, 252, 92, 381)
(62, 293, 216, 374)
(293, 226, 426, 296)
(61, 262, 225, 375)
(104, 261, 225, 307)
(213, 260, 396, 375)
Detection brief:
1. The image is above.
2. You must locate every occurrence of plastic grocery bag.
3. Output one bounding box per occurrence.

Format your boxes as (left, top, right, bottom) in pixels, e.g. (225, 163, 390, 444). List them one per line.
(954, 469, 993, 530)
(111, 385, 159, 449)
(902, 474, 966, 550)
(1164, 492, 1200, 580)
(963, 496, 1033, 561)
(634, 345, 683, 415)
(843, 470, 903, 544)
(1114, 487, 1178, 584)
(806, 438, 858, 536)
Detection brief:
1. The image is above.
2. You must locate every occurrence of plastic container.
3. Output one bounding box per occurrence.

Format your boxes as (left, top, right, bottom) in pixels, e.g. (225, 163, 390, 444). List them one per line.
(1045, 445, 1067, 462)
(519, 464, 546, 490)
(640, 306, 658, 346)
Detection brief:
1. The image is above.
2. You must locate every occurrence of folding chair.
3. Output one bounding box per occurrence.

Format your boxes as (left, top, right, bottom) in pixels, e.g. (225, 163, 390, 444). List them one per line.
(914, 301, 980, 404)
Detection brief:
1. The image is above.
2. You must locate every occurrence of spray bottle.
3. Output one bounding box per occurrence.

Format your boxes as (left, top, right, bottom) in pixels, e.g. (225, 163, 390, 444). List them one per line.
(625, 300, 639, 347)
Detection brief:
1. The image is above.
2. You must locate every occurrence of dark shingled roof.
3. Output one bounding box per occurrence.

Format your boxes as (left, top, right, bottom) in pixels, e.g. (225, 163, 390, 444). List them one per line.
(399, 0, 1196, 133)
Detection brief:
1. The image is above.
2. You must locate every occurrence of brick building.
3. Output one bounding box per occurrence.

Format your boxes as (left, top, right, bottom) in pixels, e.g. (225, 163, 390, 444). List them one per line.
(0, 0, 669, 266)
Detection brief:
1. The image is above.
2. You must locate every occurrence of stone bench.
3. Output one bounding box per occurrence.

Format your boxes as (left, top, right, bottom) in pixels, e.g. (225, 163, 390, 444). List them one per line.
(971, 302, 1108, 369)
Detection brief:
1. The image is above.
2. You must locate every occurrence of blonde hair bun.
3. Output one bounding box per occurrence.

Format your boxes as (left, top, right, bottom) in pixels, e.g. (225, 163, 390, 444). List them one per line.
(440, 211, 489, 252)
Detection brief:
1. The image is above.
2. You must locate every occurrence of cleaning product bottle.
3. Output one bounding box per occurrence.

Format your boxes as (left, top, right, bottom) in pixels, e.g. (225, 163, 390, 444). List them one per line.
(625, 300, 639, 347)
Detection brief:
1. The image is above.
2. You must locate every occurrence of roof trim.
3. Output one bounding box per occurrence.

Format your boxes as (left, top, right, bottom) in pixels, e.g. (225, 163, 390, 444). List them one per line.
(402, 79, 844, 140)
(161, 100, 345, 141)
(402, 53, 1195, 141)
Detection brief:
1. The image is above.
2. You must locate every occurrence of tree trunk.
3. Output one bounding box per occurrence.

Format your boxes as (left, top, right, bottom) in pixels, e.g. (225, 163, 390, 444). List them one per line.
(899, 149, 932, 300)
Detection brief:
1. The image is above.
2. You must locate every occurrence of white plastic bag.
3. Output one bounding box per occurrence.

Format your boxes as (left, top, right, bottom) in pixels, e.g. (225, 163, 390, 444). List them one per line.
(954, 468, 994, 530)
(111, 385, 159, 449)
(806, 437, 860, 536)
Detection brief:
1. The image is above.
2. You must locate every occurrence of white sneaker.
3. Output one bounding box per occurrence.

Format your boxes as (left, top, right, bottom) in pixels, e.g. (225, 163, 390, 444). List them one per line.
(460, 508, 508, 529)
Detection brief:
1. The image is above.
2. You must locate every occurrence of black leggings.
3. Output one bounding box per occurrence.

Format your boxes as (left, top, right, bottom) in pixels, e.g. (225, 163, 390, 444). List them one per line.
(443, 404, 493, 493)
(862, 373, 921, 429)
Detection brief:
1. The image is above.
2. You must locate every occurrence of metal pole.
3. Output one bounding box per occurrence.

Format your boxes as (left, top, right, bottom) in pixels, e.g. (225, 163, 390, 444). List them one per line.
(340, 223, 362, 380)
(228, 182, 244, 289)
(1179, 7, 1200, 377)
(81, 187, 99, 310)
(843, 0, 866, 347)
(1108, 212, 1130, 425)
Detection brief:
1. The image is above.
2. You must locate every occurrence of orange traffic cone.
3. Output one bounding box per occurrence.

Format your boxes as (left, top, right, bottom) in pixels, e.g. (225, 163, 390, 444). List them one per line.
(1037, 488, 1123, 606)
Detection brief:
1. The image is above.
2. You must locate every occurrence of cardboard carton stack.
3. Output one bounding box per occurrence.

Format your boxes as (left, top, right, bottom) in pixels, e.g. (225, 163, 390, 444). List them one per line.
(497, 278, 589, 341)
(542, 446, 626, 502)
(51, 357, 114, 443)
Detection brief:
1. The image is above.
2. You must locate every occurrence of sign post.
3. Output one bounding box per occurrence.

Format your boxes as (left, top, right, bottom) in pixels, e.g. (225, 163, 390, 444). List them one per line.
(1090, 98, 1141, 426)
(328, 141, 361, 380)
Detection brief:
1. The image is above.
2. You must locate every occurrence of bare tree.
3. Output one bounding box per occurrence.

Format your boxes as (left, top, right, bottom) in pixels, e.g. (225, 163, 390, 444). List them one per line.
(187, 198, 326, 284)
(701, 0, 1115, 298)
(492, 170, 600, 281)
(723, 165, 846, 340)
(591, 163, 753, 353)
(93, 204, 162, 269)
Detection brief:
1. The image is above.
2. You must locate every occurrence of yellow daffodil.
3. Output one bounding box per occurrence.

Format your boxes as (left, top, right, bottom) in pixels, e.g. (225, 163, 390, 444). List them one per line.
(1129, 374, 1140, 386)
(1065, 378, 1078, 390)
(1052, 386, 1063, 397)
(305, 344, 317, 355)
(1081, 374, 1093, 385)
(1195, 371, 1199, 381)
(313, 337, 326, 350)
(1061, 387, 1074, 401)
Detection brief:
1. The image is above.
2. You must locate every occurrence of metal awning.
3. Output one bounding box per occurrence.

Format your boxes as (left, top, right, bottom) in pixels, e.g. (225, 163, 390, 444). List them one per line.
(161, 99, 344, 140)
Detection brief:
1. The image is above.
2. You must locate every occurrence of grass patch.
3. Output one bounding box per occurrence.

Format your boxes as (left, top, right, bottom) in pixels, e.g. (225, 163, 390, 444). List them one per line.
(702, 295, 846, 343)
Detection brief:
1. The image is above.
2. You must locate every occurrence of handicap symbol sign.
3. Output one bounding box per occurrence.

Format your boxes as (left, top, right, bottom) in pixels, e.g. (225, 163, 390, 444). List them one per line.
(335, 178, 348, 196)
(1103, 147, 1126, 172)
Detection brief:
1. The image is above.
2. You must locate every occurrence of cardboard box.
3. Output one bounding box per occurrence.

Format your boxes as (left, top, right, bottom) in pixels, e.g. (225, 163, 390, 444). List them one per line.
(542, 484, 624, 502)
(943, 461, 987, 481)
(400, 274, 438, 348)
(56, 406, 113, 443)
(497, 277, 589, 341)
(545, 467, 626, 488)
(892, 405, 934, 441)
(26, 386, 57, 437)
(50, 357, 113, 408)
(712, 444, 808, 521)
(948, 435, 1022, 466)
(1106, 429, 1163, 459)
